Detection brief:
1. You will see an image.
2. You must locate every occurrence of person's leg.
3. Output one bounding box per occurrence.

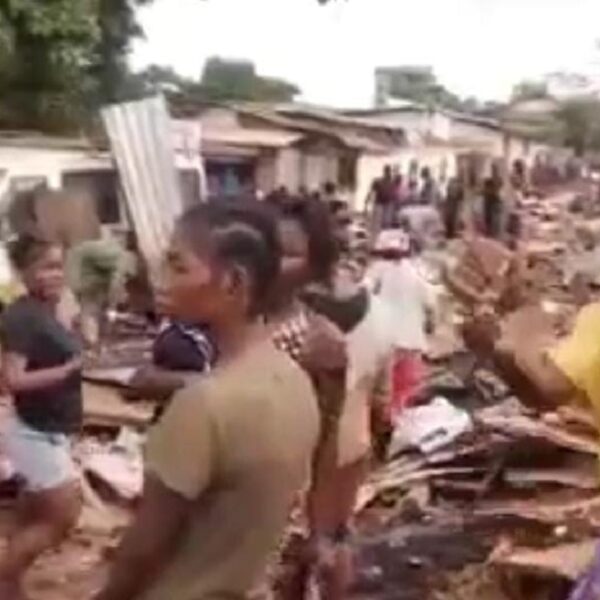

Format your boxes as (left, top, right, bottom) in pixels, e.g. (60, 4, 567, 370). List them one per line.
(0, 481, 81, 597)
(0, 419, 81, 599)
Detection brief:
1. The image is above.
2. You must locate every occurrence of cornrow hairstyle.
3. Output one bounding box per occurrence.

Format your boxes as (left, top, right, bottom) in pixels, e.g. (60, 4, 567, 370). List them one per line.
(177, 201, 281, 316)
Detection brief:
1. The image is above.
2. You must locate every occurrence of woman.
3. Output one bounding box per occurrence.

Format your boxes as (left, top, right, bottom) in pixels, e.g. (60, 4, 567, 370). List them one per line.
(0, 234, 82, 600)
(273, 198, 392, 600)
(95, 201, 320, 600)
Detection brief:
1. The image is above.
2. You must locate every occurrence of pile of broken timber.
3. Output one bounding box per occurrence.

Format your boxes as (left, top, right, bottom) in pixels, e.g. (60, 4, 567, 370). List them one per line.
(355, 396, 600, 598)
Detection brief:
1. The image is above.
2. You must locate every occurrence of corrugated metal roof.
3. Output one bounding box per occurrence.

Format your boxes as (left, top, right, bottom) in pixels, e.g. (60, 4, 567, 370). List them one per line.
(0, 132, 97, 151)
(235, 106, 402, 152)
(101, 96, 187, 271)
(202, 127, 303, 148)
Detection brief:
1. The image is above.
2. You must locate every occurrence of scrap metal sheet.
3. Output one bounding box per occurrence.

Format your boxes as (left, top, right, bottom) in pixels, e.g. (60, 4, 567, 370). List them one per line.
(101, 96, 184, 270)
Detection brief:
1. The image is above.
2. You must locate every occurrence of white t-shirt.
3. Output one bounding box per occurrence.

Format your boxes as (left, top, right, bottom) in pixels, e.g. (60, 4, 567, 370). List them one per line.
(339, 294, 395, 465)
(364, 258, 435, 352)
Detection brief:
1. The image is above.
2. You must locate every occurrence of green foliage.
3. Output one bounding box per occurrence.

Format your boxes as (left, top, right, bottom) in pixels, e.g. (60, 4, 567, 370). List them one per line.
(135, 56, 300, 107)
(377, 67, 463, 111)
(508, 77, 600, 155)
(0, 0, 100, 130)
(556, 97, 600, 156)
(198, 57, 299, 103)
(511, 80, 549, 102)
(0, 0, 153, 132)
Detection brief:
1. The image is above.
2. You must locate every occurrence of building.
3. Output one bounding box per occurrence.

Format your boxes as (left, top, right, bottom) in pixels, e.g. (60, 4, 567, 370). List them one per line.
(0, 130, 206, 243)
(184, 103, 405, 209)
(345, 102, 548, 195)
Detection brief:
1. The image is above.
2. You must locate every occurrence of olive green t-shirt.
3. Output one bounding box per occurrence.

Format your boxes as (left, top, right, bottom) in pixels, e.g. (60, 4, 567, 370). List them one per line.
(142, 340, 319, 600)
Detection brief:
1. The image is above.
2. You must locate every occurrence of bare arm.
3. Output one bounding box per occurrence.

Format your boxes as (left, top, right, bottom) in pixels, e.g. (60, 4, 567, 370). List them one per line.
(305, 369, 345, 534)
(94, 474, 192, 600)
(125, 367, 192, 403)
(2, 352, 80, 394)
(492, 340, 576, 410)
(463, 316, 576, 411)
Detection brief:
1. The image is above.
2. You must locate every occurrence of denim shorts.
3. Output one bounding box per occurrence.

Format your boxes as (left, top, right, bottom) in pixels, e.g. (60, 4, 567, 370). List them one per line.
(3, 414, 77, 492)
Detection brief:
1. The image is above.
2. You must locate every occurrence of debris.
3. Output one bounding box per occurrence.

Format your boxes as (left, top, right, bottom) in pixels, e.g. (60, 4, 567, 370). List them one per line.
(83, 382, 153, 428)
(504, 466, 599, 491)
(491, 539, 596, 582)
(388, 396, 473, 456)
(81, 427, 144, 502)
(475, 412, 599, 455)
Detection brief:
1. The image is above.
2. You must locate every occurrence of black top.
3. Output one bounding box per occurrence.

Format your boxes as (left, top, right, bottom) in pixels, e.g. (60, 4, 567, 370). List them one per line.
(0, 296, 82, 434)
(373, 178, 396, 206)
(152, 320, 217, 373)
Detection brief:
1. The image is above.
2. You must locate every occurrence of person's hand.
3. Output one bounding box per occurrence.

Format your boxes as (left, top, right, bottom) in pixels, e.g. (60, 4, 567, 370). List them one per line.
(298, 314, 347, 373)
(129, 366, 167, 394)
(125, 366, 182, 402)
(60, 356, 83, 379)
(500, 305, 557, 355)
(461, 313, 501, 357)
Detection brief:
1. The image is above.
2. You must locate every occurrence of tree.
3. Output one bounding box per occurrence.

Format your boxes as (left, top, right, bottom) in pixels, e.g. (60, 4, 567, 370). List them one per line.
(0, 0, 100, 131)
(375, 66, 463, 111)
(511, 80, 549, 102)
(556, 97, 600, 156)
(134, 57, 300, 107)
(0, 0, 157, 131)
(197, 57, 299, 103)
(91, 0, 154, 105)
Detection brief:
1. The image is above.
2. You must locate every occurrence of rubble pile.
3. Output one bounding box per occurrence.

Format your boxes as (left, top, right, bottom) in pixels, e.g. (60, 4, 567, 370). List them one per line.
(351, 187, 600, 600)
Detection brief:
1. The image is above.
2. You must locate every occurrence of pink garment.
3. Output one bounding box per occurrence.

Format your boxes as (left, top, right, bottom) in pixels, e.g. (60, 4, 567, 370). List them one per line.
(390, 349, 426, 419)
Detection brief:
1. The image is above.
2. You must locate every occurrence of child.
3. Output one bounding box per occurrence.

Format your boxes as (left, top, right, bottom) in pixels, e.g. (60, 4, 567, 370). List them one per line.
(364, 227, 436, 418)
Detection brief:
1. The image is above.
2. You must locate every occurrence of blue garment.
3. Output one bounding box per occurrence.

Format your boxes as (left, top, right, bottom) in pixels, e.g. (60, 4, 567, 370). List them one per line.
(152, 320, 217, 373)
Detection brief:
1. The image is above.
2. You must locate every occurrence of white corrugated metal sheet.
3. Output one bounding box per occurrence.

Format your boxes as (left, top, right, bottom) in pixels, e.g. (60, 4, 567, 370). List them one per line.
(101, 96, 185, 270)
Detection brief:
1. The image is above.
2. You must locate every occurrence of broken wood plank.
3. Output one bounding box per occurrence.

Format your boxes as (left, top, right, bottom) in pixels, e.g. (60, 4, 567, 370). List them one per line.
(83, 383, 153, 429)
(491, 539, 596, 581)
(474, 493, 600, 527)
(504, 466, 599, 491)
(356, 467, 484, 513)
(476, 413, 599, 455)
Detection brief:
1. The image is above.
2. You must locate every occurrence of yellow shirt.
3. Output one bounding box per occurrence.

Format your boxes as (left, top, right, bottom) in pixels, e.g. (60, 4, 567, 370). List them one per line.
(142, 340, 319, 600)
(548, 302, 600, 414)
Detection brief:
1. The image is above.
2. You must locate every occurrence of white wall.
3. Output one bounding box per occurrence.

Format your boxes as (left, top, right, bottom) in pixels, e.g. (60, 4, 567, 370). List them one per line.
(274, 147, 302, 191)
(353, 148, 458, 212)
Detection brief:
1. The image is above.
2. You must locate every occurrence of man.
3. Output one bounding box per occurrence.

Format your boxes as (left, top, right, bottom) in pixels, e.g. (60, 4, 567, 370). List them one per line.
(418, 167, 441, 206)
(366, 166, 396, 237)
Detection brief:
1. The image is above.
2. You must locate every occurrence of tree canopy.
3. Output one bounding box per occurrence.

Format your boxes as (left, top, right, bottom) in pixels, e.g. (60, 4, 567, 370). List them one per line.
(133, 57, 300, 109)
(508, 75, 600, 156)
(0, 1, 303, 132)
(0, 0, 154, 131)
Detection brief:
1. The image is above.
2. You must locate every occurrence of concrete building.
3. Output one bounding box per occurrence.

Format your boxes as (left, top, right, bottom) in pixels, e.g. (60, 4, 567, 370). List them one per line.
(187, 103, 405, 209)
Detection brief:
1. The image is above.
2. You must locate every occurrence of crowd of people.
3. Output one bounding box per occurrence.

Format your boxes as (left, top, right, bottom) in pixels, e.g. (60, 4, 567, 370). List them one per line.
(0, 189, 440, 600)
(365, 160, 529, 248)
(0, 161, 599, 600)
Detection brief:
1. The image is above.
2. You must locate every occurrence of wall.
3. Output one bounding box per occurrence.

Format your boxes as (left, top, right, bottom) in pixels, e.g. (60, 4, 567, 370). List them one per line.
(450, 121, 504, 155)
(301, 151, 338, 192)
(353, 147, 458, 211)
(274, 147, 302, 191)
(0, 145, 112, 200)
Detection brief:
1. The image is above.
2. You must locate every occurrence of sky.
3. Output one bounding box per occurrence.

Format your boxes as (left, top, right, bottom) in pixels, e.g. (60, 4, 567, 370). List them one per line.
(132, 0, 600, 108)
